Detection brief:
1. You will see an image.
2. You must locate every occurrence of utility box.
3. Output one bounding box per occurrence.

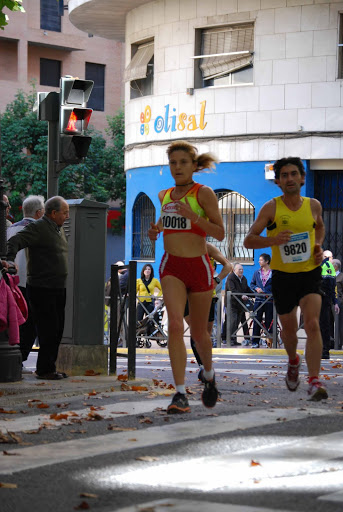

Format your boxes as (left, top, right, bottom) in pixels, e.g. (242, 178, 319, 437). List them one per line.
(57, 199, 108, 375)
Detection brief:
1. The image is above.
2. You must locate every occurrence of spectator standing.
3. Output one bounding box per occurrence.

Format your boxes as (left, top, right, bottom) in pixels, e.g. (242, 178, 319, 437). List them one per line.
(7, 195, 45, 366)
(6, 196, 69, 380)
(244, 156, 327, 401)
(320, 250, 339, 359)
(136, 264, 162, 321)
(225, 263, 252, 346)
(250, 253, 273, 348)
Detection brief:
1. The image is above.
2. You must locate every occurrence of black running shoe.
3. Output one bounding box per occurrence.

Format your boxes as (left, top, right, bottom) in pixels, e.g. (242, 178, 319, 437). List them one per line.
(202, 375, 219, 408)
(167, 392, 190, 414)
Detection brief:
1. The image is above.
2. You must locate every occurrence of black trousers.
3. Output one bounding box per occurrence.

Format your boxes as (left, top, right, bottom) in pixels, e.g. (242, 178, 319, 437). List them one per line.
(137, 301, 154, 322)
(252, 301, 273, 341)
(26, 285, 66, 375)
(19, 286, 37, 362)
(230, 308, 249, 342)
(319, 294, 331, 356)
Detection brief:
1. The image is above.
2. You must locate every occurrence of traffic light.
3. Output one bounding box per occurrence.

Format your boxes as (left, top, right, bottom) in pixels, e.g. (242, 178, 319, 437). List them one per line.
(58, 77, 94, 164)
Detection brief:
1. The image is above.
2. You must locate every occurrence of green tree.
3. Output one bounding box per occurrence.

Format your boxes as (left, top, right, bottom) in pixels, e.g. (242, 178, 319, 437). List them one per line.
(0, 1, 25, 30)
(0, 87, 125, 227)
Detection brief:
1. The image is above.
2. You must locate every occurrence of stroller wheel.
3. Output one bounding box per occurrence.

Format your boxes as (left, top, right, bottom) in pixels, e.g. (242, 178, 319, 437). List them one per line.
(145, 340, 152, 348)
(157, 339, 168, 348)
(136, 338, 144, 348)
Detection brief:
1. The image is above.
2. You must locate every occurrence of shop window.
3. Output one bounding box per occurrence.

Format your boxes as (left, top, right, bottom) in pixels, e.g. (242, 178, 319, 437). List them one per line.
(132, 194, 155, 260)
(40, 58, 61, 87)
(124, 40, 154, 99)
(194, 23, 254, 88)
(207, 190, 254, 262)
(40, 0, 63, 32)
(86, 63, 105, 111)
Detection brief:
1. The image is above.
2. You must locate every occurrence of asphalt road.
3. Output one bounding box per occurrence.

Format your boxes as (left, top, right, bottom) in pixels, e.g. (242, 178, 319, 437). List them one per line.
(1, 351, 343, 512)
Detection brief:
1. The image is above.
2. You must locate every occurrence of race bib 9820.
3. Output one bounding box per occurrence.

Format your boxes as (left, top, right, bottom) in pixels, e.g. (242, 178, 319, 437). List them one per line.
(280, 232, 311, 264)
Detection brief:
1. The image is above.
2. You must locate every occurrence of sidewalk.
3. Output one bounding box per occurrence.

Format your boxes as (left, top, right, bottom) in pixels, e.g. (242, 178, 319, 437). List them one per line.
(0, 372, 152, 406)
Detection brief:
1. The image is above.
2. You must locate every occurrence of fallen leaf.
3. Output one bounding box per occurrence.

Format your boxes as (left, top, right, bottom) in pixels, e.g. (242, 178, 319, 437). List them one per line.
(35, 382, 46, 386)
(131, 386, 148, 392)
(0, 482, 17, 488)
(37, 403, 50, 409)
(84, 370, 101, 376)
(87, 390, 98, 396)
(7, 432, 22, 444)
(250, 460, 261, 466)
(70, 430, 87, 434)
(135, 456, 159, 462)
(117, 374, 128, 381)
(107, 425, 137, 432)
(56, 403, 70, 409)
(3, 451, 21, 456)
(121, 383, 131, 391)
(139, 417, 153, 424)
(0, 408, 17, 414)
(80, 493, 98, 498)
(89, 406, 105, 411)
(74, 501, 90, 510)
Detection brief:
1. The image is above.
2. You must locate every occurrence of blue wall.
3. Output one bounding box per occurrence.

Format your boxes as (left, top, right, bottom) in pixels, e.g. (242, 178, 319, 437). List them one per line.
(125, 159, 312, 286)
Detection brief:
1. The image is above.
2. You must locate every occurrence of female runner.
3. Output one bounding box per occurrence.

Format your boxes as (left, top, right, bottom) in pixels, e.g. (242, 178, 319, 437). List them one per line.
(148, 141, 224, 414)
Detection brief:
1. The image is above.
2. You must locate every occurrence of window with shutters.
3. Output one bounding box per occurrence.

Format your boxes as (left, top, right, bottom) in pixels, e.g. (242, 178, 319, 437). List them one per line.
(86, 63, 105, 111)
(40, 0, 63, 32)
(194, 24, 254, 88)
(124, 40, 154, 99)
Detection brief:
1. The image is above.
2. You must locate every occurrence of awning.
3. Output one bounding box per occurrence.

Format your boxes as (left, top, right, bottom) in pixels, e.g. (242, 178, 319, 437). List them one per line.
(199, 25, 254, 80)
(124, 42, 154, 82)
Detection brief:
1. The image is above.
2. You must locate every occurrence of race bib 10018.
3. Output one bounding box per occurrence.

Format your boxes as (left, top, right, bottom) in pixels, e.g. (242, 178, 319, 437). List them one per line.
(161, 202, 191, 230)
(279, 231, 311, 264)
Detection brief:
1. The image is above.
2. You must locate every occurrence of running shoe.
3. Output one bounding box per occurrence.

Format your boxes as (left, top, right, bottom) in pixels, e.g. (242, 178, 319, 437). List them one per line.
(167, 392, 190, 414)
(198, 368, 205, 383)
(202, 375, 219, 408)
(307, 379, 328, 402)
(285, 354, 302, 391)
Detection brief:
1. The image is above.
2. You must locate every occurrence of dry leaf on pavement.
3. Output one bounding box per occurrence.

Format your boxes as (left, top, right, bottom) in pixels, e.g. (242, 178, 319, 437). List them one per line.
(0, 482, 17, 488)
(135, 456, 159, 462)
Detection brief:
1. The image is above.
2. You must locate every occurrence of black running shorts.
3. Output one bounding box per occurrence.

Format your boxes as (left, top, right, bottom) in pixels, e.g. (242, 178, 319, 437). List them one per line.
(271, 266, 322, 315)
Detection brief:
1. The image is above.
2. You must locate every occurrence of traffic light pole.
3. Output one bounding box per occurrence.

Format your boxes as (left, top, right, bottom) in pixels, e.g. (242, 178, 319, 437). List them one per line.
(47, 120, 59, 198)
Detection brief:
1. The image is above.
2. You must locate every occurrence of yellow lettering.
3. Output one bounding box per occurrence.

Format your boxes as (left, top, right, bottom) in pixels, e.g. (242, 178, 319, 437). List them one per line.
(187, 115, 198, 131)
(177, 113, 187, 131)
(199, 100, 207, 130)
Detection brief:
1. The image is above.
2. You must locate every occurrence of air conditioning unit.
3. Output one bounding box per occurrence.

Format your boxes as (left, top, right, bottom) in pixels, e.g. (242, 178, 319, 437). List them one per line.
(265, 163, 275, 180)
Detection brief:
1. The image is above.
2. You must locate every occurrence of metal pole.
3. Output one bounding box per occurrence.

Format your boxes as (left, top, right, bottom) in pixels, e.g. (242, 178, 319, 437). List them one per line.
(109, 264, 119, 375)
(47, 120, 59, 198)
(273, 301, 278, 348)
(127, 260, 137, 380)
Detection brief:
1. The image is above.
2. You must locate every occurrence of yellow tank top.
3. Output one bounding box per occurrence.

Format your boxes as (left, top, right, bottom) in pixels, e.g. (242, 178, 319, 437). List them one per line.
(267, 196, 317, 273)
(161, 183, 208, 237)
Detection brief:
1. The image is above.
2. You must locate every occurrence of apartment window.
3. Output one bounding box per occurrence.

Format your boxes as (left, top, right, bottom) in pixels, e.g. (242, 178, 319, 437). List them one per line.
(40, 0, 63, 32)
(124, 41, 154, 99)
(86, 63, 105, 111)
(207, 191, 254, 262)
(338, 14, 343, 79)
(132, 194, 155, 259)
(194, 24, 254, 88)
(40, 58, 61, 87)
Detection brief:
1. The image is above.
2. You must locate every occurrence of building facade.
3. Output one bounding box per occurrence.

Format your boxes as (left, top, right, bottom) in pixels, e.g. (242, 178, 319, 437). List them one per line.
(0, 0, 124, 134)
(69, 0, 343, 282)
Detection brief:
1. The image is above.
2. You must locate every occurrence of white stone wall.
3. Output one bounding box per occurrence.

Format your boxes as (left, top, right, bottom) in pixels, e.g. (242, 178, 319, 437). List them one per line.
(124, 0, 343, 168)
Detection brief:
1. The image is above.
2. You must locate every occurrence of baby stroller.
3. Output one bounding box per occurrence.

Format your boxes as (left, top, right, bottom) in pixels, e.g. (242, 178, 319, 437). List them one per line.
(136, 298, 168, 348)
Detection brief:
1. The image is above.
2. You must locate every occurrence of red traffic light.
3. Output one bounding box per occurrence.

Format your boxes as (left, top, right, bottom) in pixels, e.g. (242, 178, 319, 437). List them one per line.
(61, 107, 92, 135)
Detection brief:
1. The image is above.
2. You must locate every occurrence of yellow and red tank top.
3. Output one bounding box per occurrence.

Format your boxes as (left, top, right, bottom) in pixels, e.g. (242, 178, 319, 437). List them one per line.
(267, 196, 317, 273)
(161, 182, 208, 237)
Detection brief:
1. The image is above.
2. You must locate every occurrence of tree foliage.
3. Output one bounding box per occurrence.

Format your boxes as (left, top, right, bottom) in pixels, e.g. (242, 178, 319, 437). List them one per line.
(0, 86, 125, 229)
(0, 1, 25, 30)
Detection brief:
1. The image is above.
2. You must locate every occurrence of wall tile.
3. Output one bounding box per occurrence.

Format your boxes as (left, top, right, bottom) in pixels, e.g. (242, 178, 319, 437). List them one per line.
(286, 31, 313, 58)
(285, 83, 312, 108)
(260, 85, 285, 110)
(275, 6, 301, 33)
(273, 59, 299, 84)
(299, 56, 327, 83)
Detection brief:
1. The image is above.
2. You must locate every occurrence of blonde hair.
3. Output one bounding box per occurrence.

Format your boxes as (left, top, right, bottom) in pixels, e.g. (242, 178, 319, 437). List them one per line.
(166, 141, 218, 172)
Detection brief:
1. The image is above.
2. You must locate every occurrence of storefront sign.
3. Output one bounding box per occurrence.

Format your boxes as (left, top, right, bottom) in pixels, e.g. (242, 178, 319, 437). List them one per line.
(140, 101, 207, 135)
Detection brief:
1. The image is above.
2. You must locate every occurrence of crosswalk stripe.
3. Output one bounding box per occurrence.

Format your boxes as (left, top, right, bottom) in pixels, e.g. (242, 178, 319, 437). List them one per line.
(0, 407, 331, 475)
(0, 398, 177, 434)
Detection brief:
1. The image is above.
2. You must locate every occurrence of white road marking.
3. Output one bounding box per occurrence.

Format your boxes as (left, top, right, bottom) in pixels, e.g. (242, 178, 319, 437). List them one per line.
(0, 398, 177, 434)
(114, 498, 293, 512)
(0, 407, 331, 475)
